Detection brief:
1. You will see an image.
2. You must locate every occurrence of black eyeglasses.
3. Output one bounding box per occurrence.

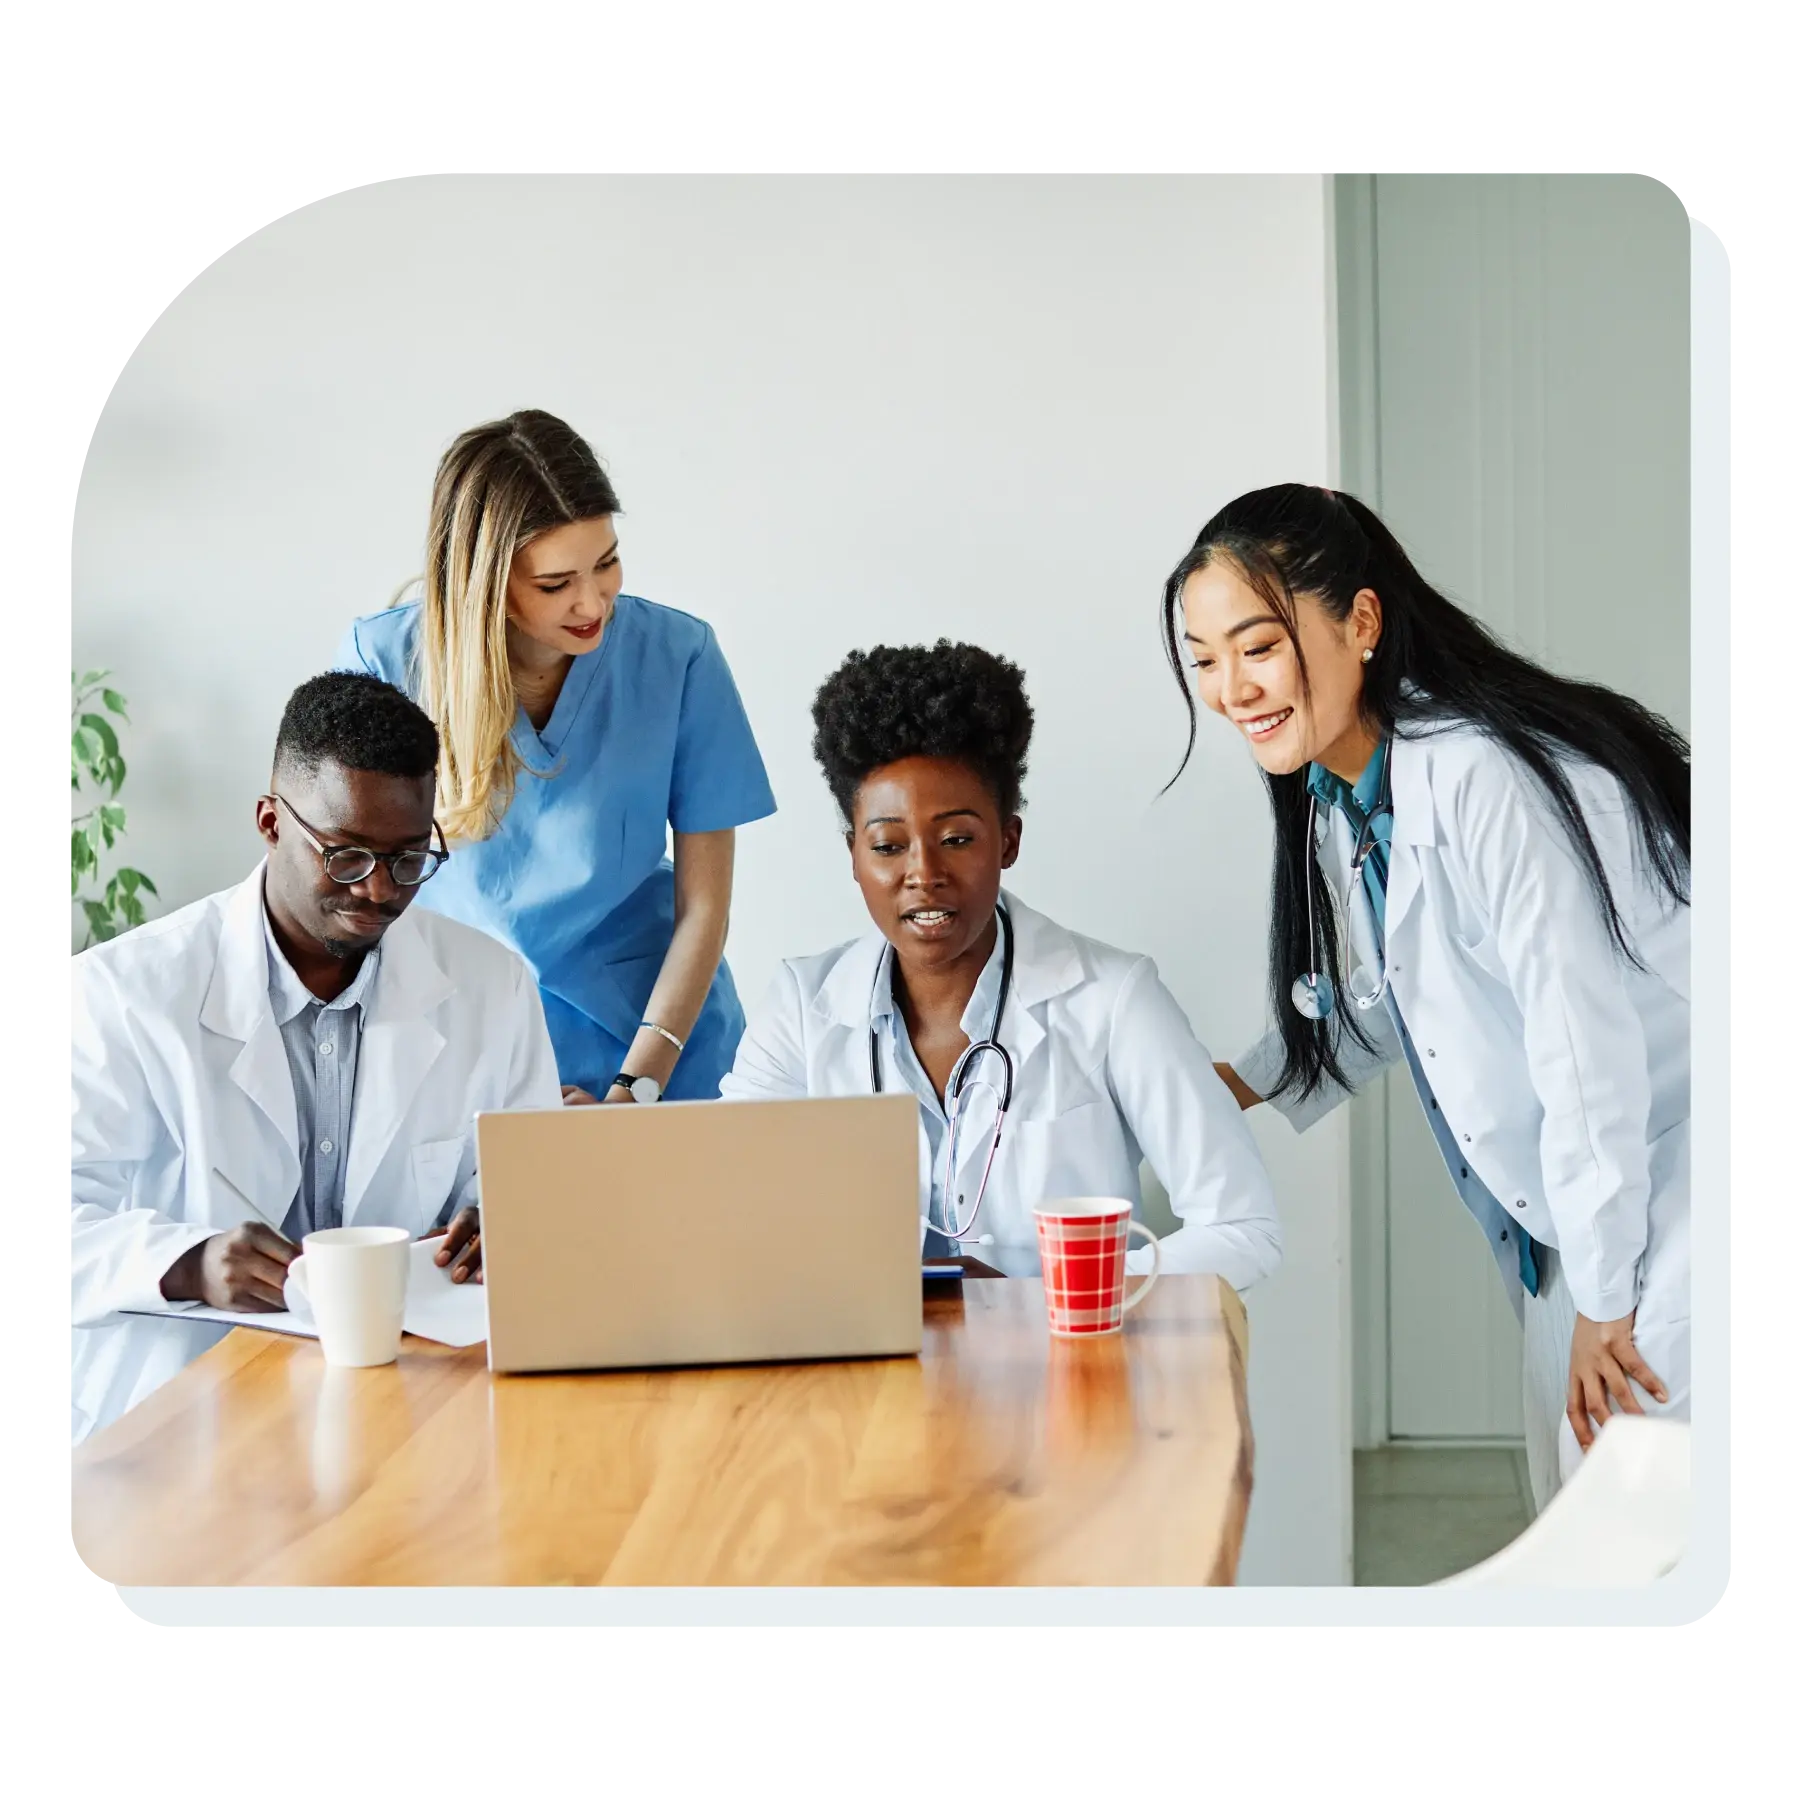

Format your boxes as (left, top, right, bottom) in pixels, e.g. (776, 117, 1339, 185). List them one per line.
(268, 793, 449, 887)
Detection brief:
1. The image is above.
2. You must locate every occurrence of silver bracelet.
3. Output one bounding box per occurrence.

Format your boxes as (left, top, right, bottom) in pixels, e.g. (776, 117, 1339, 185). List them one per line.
(638, 1019, 685, 1054)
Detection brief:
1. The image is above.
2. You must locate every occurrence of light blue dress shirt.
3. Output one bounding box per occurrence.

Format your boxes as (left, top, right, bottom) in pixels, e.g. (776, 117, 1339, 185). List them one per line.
(870, 928, 1008, 1261)
(261, 904, 378, 1241)
(1307, 742, 1541, 1302)
(337, 594, 777, 1099)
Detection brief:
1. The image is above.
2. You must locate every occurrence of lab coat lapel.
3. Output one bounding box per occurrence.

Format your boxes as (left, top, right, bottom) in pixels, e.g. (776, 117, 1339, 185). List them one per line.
(342, 910, 451, 1222)
(814, 929, 890, 1090)
(197, 867, 301, 1195)
(997, 895, 1081, 1111)
(1383, 732, 1439, 949)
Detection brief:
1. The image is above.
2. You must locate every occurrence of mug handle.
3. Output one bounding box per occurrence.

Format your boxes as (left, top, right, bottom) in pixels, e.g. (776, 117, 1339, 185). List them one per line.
(1120, 1220, 1162, 1315)
(283, 1254, 310, 1315)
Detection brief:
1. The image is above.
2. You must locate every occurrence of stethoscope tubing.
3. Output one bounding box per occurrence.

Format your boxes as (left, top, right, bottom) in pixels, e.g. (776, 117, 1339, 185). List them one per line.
(870, 901, 1015, 1241)
(1297, 749, 1395, 1019)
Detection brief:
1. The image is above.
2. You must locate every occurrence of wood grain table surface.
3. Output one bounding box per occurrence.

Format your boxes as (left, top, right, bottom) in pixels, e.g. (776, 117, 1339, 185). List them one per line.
(73, 1273, 1252, 1587)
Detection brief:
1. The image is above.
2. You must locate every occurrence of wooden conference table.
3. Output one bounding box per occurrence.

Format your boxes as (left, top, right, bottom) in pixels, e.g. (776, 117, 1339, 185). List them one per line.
(73, 1272, 1252, 1586)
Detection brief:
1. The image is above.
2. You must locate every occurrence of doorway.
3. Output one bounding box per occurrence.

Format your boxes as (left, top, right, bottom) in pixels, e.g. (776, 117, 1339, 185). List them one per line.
(1333, 174, 1690, 1570)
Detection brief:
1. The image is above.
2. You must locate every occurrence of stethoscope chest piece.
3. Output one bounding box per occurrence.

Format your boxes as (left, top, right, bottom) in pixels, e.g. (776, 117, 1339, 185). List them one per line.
(1291, 972, 1337, 1021)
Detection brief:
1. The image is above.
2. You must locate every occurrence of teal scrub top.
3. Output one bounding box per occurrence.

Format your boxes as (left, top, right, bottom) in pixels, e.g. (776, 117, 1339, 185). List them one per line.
(336, 594, 777, 1098)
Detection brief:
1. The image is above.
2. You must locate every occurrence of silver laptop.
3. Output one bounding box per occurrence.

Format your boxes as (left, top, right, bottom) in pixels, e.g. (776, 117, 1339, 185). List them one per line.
(476, 1092, 924, 1374)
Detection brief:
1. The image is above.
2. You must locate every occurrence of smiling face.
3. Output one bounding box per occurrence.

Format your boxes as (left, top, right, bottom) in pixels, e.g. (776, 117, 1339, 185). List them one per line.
(1180, 556, 1383, 779)
(505, 515, 623, 657)
(849, 755, 1022, 977)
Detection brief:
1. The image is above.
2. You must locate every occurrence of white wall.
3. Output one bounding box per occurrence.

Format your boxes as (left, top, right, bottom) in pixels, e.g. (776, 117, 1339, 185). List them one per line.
(73, 175, 1348, 1582)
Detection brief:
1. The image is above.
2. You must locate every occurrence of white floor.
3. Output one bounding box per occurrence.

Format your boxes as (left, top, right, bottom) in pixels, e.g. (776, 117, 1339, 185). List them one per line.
(1353, 1443, 1533, 1586)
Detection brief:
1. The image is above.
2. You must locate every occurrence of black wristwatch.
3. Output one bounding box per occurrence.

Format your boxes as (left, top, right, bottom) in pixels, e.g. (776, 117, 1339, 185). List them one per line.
(610, 1072, 663, 1104)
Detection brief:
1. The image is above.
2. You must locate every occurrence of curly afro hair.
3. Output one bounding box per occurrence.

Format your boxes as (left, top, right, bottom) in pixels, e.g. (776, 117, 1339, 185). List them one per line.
(273, 671, 439, 782)
(810, 640, 1034, 824)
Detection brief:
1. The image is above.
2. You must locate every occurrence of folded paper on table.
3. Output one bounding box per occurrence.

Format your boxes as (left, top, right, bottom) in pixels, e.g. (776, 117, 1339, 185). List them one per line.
(123, 1238, 488, 1348)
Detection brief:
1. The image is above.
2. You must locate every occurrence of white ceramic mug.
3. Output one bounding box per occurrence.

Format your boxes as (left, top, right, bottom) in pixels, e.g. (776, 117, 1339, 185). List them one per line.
(284, 1226, 410, 1367)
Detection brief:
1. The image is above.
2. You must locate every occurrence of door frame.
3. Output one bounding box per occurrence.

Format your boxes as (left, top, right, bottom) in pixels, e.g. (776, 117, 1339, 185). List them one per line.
(1332, 174, 1394, 1452)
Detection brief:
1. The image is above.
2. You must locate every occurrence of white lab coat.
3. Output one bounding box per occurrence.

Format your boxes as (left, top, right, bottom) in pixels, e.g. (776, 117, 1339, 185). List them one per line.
(1234, 725, 1689, 1365)
(721, 892, 1282, 1287)
(71, 865, 562, 1443)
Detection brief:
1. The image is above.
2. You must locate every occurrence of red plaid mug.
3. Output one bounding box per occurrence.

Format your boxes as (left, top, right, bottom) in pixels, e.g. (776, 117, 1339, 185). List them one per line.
(1031, 1197, 1162, 1335)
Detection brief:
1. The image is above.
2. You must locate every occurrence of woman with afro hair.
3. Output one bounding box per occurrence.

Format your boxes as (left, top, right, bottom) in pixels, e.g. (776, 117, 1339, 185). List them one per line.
(721, 639, 1281, 1284)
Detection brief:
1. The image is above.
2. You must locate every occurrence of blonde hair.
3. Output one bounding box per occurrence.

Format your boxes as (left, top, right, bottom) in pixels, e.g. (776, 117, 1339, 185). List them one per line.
(409, 410, 621, 841)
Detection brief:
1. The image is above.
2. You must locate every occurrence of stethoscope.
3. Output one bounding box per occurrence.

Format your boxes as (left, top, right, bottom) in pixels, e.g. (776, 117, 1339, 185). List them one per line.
(1291, 751, 1395, 1022)
(869, 901, 1015, 1244)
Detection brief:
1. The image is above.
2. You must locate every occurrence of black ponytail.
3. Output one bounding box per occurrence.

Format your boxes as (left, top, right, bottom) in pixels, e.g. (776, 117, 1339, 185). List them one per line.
(1160, 483, 1690, 1106)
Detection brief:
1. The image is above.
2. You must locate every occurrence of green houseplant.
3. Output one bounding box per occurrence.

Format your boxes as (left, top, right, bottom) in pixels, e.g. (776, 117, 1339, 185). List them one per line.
(71, 668, 157, 946)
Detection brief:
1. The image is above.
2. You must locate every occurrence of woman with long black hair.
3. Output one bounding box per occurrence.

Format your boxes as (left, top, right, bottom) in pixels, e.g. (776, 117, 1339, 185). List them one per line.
(1164, 484, 1689, 1509)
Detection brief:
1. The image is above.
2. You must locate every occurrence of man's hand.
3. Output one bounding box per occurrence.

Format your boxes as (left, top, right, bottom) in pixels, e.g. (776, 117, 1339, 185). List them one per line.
(425, 1205, 484, 1283)
(561, 1085, 600, 1106)
(1567, 1309, 1669, 1451)
(160, 1223, 298, 1312)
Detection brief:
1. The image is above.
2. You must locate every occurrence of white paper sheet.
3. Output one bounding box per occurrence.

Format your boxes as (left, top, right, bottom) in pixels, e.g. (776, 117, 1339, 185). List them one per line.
(123, 1238, 488, 1347)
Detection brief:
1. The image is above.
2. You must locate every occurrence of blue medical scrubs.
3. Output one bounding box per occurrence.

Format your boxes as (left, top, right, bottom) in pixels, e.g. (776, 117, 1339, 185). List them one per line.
(337, 594, 777, 1099)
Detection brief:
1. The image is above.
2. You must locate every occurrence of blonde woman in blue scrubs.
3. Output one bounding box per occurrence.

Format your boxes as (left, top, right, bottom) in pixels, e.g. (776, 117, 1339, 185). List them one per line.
(338, 409, 775, 1106)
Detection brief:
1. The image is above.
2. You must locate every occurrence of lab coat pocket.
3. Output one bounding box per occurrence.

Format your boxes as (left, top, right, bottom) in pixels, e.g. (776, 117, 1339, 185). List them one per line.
(410, 1136, 469, 1232)
(1005, 1101, 1126, 1208)
(1449, 916, 1500, 970)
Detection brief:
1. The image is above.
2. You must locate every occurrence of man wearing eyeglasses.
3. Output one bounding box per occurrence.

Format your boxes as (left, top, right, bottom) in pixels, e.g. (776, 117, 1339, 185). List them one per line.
(71, 672, 561, 1443)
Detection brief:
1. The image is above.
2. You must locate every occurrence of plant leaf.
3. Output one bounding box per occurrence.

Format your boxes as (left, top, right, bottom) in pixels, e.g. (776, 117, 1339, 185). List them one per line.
(80, 713, 119, 759)
(75, 668, 109, 691)
(85, 816, 106, 857)
(80, 899, 115, 943)
(101, 803, 126, 833)
(102, 689, 129, 717)
(71, 828, 94, 878)
(108, 754, 128, 797)
(73, 725, 102, 768)
(133, 872, 158, 897)
(121, 894, 145, 928)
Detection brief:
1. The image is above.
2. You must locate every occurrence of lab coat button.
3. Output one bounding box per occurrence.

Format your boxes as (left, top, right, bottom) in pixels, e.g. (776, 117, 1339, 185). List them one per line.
(319, 1039, 334, 1055)
(1514, 1199, 1526, 1209)
(319, 1139, 334, 1155)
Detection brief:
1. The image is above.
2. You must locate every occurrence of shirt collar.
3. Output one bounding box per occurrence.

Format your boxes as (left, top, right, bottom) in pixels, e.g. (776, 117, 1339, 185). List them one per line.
(261, 894, 379, 1025)
(872, 908, 1008, 1042)
(1307, 738, 1389, 822)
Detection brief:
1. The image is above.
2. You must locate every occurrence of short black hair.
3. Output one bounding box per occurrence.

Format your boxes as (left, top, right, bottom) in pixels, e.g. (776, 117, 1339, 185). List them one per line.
(810, 640, 1034, 823)
(273, 672, 439, 782)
